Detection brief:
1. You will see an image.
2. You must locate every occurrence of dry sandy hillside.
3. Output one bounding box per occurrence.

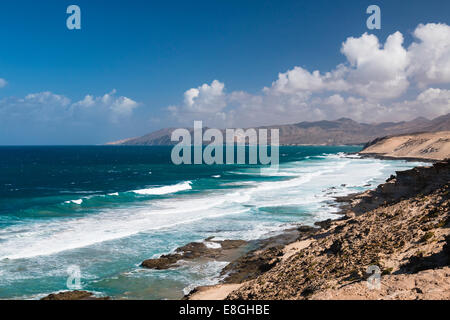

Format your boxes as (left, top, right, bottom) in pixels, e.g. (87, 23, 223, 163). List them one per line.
(360, 131, 450, 161)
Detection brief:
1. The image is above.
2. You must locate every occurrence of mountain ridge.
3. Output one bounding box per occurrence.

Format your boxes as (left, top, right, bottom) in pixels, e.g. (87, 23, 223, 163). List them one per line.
(107, 113, 450, 146)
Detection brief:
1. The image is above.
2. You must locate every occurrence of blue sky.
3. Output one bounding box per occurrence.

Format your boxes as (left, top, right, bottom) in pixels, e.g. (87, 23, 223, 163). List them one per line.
(0, 0, 449, 144)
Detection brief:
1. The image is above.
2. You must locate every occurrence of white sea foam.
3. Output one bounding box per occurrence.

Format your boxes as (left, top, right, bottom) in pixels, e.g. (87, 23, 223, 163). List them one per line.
(0, 195, 249, 260)
(181, 260, 230, 295)
(65, 199, 83, 205)
(131, 181, 192, 195)
(0, 156, 422, 261)
(204, 241, 221, 249)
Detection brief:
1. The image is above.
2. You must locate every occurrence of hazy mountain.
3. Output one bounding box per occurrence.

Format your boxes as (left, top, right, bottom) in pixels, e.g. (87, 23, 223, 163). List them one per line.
(107, 113, 450, 146)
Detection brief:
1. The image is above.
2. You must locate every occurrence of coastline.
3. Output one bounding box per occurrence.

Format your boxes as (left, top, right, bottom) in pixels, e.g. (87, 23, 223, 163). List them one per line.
(185, 157, 450, 300)
(182, 191, 353, 300)
(357, 153, 438, 163)
(39, 153, 449, 300)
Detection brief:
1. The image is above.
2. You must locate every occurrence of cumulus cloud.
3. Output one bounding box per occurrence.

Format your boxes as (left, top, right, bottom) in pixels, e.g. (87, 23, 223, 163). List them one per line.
(393, 88, 450, 119)
(25, 91, 71, 107)
(183, 80, 226, 113)
(0, 92, 72, 124)
(407, 23, 450, 87)
(169, 23, 450, 127)
(73, 89, 139, 122)
(341, 31, 409, 99)
(0, 90, 139, 127)
(265, 65, 350, 95)
(168, 80, 229, 126)
(0, 89, 141, 143)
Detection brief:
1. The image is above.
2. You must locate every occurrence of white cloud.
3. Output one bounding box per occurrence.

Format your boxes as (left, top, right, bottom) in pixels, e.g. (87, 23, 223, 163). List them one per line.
(168, 23, 450, 127)
(341, 31, 409, 99)
(265, 65, 349, 95)
(183, 80, 226, 113)
(72, 89, 139, 122)
(169, 80, 229, 126)
(407, 23, 450, 87)
(393, 88, 450, 119)
(74, 94, 96, 107)
(25, 91, 71, 107)
(110, 96, 139, 116)
(0, 90, 139, 125)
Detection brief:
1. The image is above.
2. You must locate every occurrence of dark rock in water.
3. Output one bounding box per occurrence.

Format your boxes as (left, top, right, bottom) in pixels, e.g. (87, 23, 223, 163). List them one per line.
(141, 239, 248, 270)
(141, 254, 183, 269)
(41, 290, 109, 300)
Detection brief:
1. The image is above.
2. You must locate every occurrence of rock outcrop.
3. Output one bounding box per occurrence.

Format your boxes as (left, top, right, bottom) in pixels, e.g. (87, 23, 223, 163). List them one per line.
(41, 291, 109, 300)
(141, 239, 248, 270)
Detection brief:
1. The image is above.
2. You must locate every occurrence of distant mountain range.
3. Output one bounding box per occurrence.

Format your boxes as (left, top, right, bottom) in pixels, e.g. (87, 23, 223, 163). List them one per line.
(107, 113, 450, 146)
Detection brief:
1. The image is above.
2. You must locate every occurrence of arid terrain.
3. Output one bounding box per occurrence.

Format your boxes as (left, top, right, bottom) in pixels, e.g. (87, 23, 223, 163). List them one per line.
(186, 160, 450, 300)
(361, 131, 450, 161)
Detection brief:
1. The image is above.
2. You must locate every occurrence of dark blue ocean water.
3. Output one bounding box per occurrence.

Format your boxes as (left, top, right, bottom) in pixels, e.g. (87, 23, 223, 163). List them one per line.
(0, 146, 424, 299)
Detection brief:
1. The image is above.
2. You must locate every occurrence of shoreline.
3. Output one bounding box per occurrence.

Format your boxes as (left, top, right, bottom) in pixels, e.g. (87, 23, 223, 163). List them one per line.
(357, 153, 438, 163)
(186, 158, 449, 300)
(183, 192, 353, 300)
(39, 154, 449, 301)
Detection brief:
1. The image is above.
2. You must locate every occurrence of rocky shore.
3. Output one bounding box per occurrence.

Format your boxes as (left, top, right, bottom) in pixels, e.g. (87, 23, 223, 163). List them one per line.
(359, 131, 450, 161)
(141, 238, 248, 270)
(186, 159, 450, 300)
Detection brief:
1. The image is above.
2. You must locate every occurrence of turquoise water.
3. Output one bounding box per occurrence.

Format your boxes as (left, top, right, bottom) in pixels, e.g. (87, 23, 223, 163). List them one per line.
(0, 146, 425, 299)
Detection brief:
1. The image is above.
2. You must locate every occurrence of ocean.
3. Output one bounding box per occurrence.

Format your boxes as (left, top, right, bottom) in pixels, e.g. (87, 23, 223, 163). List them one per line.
(0, 146, 425, 299)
